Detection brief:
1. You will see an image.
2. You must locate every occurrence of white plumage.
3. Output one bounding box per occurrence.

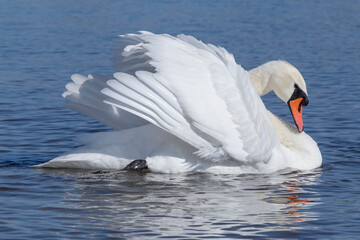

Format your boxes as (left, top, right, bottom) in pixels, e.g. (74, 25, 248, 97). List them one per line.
(36, 31, 322, 174)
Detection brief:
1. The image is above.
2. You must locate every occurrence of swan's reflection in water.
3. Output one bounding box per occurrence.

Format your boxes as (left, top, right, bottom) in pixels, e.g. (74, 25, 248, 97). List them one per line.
(47, 169, 322, 238)
(264, 177, 320, 231)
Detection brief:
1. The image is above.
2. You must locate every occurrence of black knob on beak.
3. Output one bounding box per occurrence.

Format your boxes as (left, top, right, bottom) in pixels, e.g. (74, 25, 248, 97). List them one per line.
(302, 96, 309, 106)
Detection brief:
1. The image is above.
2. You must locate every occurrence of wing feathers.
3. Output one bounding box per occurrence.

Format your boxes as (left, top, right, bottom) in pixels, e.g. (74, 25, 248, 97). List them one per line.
(65, 32, 279, 164)
(114, 72, 182, 121)
(63, 73, 147, 130)
(105, 78, 179, 127)
(101, 71, 218, 154)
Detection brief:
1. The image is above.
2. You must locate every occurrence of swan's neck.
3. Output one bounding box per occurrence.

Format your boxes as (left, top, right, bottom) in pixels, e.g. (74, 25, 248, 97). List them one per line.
(248, 63, 274, 96)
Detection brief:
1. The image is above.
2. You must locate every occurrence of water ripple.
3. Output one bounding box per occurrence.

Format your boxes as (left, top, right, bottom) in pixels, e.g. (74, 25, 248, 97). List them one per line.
(1, 0, 360, 239)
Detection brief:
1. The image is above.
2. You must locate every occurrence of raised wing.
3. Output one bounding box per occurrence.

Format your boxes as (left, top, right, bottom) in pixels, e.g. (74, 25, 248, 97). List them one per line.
(106, 32, 279, 163)
(63, 73, 147, 130)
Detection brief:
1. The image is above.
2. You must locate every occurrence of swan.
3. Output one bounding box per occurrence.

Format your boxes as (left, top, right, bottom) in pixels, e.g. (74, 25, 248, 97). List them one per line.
(36, 31, 322, 174)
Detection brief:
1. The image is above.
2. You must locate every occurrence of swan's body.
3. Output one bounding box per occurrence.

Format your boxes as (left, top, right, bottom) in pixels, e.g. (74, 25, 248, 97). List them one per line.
(37, 32, 322, 174)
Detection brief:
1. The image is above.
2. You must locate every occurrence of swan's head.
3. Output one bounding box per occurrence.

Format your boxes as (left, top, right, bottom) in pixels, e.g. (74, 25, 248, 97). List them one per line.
(250, 60, 309, 133)
(269, 61, 309, 133)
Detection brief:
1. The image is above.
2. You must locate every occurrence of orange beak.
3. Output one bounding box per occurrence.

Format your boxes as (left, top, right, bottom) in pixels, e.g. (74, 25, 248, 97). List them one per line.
(288, 98, 304, 132)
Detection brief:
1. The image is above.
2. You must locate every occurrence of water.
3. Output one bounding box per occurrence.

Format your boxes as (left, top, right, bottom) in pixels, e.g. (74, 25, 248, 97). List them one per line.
(1, 0, 359, 239)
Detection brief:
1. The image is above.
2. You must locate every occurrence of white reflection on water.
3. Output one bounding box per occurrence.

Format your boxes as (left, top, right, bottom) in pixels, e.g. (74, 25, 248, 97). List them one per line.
(44, 169, 322, 238)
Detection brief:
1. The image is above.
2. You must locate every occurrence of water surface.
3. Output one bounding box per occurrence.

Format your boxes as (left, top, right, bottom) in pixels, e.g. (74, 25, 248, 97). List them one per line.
(1, 0, 359, 239)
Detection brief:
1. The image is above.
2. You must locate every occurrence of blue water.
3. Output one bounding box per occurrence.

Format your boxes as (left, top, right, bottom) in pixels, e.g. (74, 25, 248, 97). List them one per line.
(1, 0, 360, 239)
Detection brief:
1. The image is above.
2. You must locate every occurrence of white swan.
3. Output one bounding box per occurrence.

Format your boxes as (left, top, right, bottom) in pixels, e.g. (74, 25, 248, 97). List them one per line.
(36, 31, 322, 174)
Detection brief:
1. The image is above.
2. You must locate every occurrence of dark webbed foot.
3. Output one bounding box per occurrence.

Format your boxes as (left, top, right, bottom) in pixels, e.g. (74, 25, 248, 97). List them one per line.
(123, 159, 148, 171)
(92, 170, 110, 174)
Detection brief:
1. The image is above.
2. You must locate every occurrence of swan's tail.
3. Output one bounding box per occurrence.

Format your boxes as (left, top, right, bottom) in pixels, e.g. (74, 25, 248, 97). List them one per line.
(63, 73, 147, 130)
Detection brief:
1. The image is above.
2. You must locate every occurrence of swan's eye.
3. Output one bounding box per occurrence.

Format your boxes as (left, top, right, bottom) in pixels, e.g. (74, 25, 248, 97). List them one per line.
(294, 83, 299, 89)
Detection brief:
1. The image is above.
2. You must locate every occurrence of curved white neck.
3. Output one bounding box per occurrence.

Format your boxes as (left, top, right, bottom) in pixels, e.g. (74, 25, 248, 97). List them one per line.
(248, 63, 274, 97)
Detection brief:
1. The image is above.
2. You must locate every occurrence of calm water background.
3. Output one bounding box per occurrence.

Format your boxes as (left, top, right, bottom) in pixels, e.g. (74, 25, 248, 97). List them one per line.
(1, 0, 359, 239)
